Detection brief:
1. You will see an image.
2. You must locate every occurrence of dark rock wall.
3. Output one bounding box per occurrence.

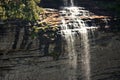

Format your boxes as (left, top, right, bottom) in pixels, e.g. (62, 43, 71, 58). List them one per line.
(0, 26, 62, 57)
(90, 32, 120, 80)
(0, 21, 120, 80)
(40, 0, 63, 8)
(0, 27, 37, 51)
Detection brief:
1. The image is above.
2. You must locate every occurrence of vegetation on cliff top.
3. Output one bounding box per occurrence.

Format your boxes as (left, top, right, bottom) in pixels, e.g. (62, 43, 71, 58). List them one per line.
(0, 0, 42, 21)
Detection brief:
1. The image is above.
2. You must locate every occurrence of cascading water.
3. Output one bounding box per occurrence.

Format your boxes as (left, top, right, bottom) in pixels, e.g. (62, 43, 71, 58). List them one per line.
(63, 0, 74, 6)
(81, 30, 90, 80)
(70, 0, 74, 6)
(59, 1, 97, 80)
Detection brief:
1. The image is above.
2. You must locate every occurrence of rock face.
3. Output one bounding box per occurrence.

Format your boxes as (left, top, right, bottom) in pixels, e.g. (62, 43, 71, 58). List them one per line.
(0, 25, 62, 57)
(0, 28, 120, 80)
(90, 32, 120, 80)
(40, 0, 63, 8)
(0, 1, 120, 80)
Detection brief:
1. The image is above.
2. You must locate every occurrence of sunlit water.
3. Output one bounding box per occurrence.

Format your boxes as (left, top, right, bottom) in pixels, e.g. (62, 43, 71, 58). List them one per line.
(59, 6, 97, 80)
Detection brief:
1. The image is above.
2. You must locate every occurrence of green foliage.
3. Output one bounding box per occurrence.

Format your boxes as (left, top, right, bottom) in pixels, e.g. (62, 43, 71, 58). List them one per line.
(0, 0, 41, 21)
(33, 22, 59, 34)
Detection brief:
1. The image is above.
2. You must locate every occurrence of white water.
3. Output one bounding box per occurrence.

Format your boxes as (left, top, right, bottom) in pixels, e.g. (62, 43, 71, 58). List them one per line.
(64, 33, 77, 80)
(70, 0, 74, 6)
(59, 1, 97, 80)
(63, 0, 74, 6)
(81, 30, 91, 80)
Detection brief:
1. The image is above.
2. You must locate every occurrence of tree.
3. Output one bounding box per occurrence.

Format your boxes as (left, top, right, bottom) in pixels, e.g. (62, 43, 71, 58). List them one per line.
(0, 0, 41, 21)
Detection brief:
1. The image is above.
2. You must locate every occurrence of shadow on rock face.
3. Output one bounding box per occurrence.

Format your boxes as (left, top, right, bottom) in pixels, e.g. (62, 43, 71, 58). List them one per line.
(39, 0, 63, 9)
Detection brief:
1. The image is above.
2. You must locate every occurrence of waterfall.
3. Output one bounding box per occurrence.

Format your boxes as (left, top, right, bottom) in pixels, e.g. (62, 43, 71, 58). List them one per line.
(64, 33, 77, 80)
(63, 0, 74, 6)
(59, 7, 91, 80)
(59, 0, 97, 80)
(58, 0, 96, 80)
(70, 0, 74, 6)
(81, 30, 91, 80)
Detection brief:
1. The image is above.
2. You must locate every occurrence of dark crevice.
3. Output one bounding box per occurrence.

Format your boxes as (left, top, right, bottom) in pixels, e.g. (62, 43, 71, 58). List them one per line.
(12, 26, 20, 49)
(20, 26, 29, 49)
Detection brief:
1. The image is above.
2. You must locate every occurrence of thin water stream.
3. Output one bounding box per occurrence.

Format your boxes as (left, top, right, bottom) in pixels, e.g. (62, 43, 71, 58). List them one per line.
(70, 0, 74, 6)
